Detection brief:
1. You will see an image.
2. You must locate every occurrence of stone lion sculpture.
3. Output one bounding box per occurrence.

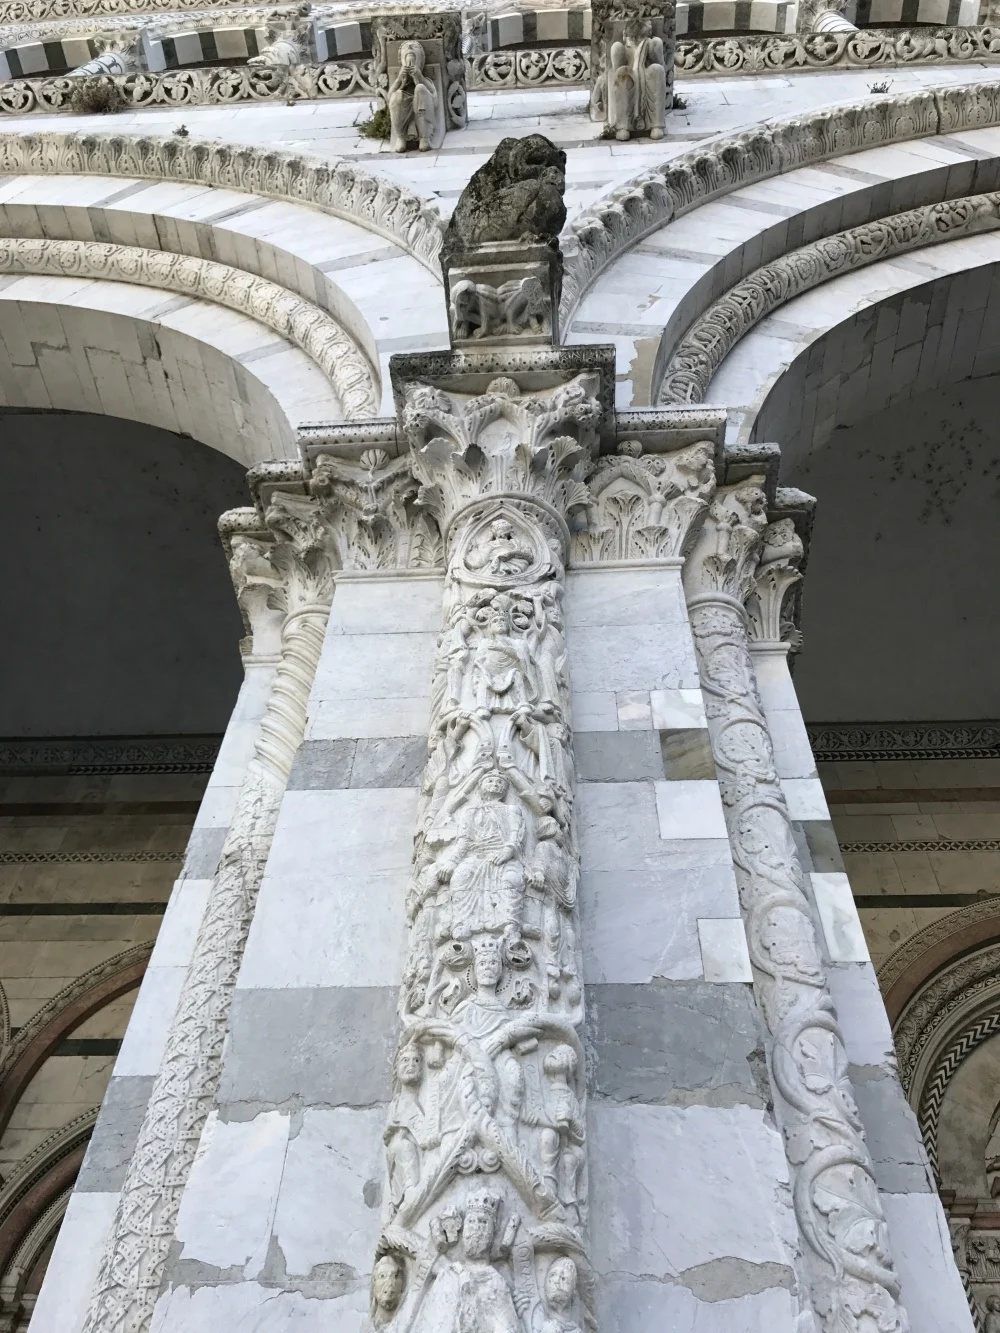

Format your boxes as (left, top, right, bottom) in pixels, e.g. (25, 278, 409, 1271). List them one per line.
(443, 133, 567, 264)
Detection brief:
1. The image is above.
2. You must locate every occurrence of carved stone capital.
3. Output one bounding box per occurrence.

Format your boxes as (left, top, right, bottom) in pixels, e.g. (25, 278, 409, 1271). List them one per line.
(682, 476, 768, 606)
(308, 449, 443, 572)
(745, 517, 803, 645)
(571, 437, 715, 564)
(259, 490, 338, 612)
(400, 372, 601, 565)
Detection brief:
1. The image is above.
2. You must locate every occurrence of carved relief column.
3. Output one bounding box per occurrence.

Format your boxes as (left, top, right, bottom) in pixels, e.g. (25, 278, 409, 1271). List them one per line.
(82, 492, 336, 1333)
(369, 372, 601, 1333)
(683, 479, 911, 1333)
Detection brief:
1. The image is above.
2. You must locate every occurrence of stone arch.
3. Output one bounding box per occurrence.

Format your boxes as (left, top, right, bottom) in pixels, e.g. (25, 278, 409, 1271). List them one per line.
(0, 277, 337, 465)
(0, 944, 150, 1144)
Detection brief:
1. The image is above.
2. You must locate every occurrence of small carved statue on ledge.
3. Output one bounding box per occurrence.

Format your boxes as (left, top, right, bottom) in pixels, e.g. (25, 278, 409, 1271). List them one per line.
(602, 18, 667, 139)
(388, 40, 441, 152)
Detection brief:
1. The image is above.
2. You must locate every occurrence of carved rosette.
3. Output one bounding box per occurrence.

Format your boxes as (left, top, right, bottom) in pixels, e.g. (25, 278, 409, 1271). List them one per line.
(369, 373, 600, 1333)
(571, 437, 715, 563)
(683, 481, 910, 1333)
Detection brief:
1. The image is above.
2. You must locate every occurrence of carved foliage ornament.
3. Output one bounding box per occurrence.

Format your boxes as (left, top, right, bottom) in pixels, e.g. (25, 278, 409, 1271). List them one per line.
(0, 130, 445, 275)
(684, 486, 910, 1333)
(0, 235, 379, 417)
(371, 372, 602, 1333)
(560, 81, 1000, 326)
(571, 437, 715, 563)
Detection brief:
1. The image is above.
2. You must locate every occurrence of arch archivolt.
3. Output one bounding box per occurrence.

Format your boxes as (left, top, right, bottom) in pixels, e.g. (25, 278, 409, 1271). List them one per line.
(0, 277, 329, 464)
(567, 112, 1000, 412)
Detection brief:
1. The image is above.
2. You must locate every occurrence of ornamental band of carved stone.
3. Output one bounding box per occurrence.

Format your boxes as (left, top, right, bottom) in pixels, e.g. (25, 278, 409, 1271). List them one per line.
(559, 82, 1000, 325)
(0, 236, 378, 419)
(368, 372, 600, 1333)
(658, 192, 1000, 404)
(683, 484, 911, 1333)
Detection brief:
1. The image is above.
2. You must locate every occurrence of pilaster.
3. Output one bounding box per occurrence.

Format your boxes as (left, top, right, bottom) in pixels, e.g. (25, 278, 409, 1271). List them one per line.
(81, 488, 338, 1333)
(746, 515, 974, 1333)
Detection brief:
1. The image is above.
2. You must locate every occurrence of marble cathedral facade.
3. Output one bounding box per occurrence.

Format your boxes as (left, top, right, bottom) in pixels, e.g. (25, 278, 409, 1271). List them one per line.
(1, 0, 1000, 1331)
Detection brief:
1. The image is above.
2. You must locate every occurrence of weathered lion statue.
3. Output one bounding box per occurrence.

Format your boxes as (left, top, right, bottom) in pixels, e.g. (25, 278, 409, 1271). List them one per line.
(442, 133, 567, 265)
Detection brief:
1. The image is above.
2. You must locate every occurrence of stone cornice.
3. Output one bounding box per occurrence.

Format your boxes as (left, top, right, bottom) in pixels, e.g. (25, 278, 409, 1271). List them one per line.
(0, 130, 444, 277)
(560, 81, 1000, 327)
(658, 191, 1000, 403)
(808, 720, 1000, 763)
(676, 24, 1000, 76)
(0, 734, 221, 774)
(0, 235, 379, 418)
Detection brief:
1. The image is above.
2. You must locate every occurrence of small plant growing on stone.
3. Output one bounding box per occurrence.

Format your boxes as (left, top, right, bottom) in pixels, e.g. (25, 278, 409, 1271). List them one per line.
(173, 123, 189, 137)
(357, 104, 390, 140)
(599, 122, 619, 140)
(672, 92, 688, 109)
(869, 78, 892, 94)
(68, 76, 126, 115)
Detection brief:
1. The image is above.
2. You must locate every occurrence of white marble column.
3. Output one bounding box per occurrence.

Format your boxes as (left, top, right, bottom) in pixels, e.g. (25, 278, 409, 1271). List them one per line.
(364, 372, 601, 1333)
(683, 479, 911, 1333)
(79, 494, 336, 1333)
(746, 521, 974, 1333)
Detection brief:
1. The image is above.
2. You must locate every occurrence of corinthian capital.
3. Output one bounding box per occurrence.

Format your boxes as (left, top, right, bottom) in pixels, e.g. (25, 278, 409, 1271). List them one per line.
(682, 476, 768, 605)
(308, 449, 443, 572)
(572, 438, 716, 564)
(745, 518, 804, 646)
(259, 491, 338, 613)
(400, 373, 601, 570)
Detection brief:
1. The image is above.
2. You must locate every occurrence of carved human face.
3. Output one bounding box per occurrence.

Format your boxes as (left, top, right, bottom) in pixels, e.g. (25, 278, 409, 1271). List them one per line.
(396, 1044, 422, 1086)
(372, 1255, 404, 1311)
(491, 519, 513, 540)
(989, 1297, 1000, 1313)
(544, 1258, 577, 1310)
(479, 771, 508, 802)
(399, 39, 422, 69)
(472, 937, 503, 989)
(462, 1207, 495, 1258)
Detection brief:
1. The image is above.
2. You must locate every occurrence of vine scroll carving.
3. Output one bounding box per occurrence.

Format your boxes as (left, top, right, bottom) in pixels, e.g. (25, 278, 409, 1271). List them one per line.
(684, 483, 911, 1333)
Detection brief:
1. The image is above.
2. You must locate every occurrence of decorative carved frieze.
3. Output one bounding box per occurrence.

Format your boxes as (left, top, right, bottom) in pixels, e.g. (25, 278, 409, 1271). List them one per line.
(589, 0, 673, 140)
(571, 437, 715, 563)
(466, 46, 589, 89)
(0, 130, 444, 275)
(684, 480, 910, 1333)
(658, 191, 1000, 404)
(0, 236, 377, 418)
(677, 24, 1000, 75)
(808, 720, 1000, 763)
(448, 241, 562, 348)
(369, 370, 600, 1333)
